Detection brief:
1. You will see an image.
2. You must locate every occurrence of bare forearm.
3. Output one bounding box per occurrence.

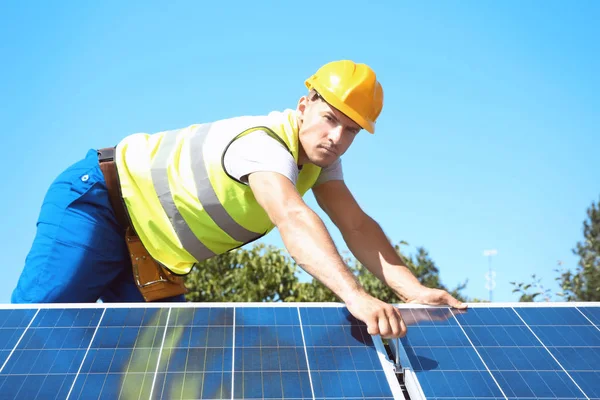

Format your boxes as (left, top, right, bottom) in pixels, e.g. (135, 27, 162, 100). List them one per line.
(344, 215, 423, 301)
(277, 208, 363, 302)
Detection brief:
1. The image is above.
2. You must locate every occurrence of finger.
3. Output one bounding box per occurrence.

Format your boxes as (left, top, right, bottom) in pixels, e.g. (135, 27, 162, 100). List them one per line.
(385, 308, 401, 338)
(399, 313, 407, 338)
(366, 316, 380, 336)
(394, 308, 407, 337)
(378, 313, 392, 338)
(445, 293, 468, 309)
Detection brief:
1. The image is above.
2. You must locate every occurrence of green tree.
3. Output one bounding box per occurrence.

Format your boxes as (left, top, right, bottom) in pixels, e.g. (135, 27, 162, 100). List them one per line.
(510, 273, 553, 302)
(184, 243, 299, 302)
(295, 243, 468, 303)
(511, 196, 600, 301)
(557, 196, 600, 301)
(184, 241, 469, 303)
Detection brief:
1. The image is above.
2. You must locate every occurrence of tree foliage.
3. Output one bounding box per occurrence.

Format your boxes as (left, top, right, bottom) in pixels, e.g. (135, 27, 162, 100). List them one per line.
(183, 243, 298, 302)
(184, 241, 469, 303)
(511, 196, 600, 301)
(557, 196, 600, 301)
(510, 274, 553, 302)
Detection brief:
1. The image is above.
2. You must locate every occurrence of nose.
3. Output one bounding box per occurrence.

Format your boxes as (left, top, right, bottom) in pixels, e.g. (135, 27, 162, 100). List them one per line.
(328, 125, 344, 144)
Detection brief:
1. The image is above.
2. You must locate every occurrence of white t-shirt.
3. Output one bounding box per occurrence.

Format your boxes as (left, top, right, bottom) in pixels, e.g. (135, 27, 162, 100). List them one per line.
(223, 130, 343, 187)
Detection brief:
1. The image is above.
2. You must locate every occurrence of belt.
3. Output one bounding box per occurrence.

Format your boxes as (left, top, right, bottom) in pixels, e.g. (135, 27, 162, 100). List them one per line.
(97, 147, 130, 232)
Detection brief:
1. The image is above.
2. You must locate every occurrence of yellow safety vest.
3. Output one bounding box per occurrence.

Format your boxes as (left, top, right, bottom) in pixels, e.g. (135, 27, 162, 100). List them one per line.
(115, 109, 322, 275)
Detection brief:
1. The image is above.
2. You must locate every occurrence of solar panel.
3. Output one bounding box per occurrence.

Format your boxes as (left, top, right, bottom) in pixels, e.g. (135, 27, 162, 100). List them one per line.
(0, 304, 402, 399)
(391, 303, 600, 400)
(1, 302, 598, 400)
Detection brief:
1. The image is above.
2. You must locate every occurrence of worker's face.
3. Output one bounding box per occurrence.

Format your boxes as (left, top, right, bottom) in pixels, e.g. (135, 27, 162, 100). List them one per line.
(297, 94, 362, 168)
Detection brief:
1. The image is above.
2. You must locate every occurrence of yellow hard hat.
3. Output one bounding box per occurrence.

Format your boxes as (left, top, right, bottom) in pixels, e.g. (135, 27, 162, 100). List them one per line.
(305, 60, 384, 134)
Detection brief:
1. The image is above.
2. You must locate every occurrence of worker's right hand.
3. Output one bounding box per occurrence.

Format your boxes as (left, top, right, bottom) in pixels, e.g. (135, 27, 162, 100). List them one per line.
(345, 291, 407, 338)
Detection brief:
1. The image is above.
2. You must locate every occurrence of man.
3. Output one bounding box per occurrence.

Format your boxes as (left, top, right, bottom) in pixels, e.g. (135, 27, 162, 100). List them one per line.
(12, 60, 466, 338)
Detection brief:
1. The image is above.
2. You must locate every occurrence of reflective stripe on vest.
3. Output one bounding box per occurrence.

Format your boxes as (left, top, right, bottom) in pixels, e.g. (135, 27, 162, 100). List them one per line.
(151, 124, 263, 261)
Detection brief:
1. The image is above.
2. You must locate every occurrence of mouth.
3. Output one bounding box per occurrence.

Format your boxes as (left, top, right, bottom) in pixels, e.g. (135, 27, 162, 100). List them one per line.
(319, 146, 337, 156)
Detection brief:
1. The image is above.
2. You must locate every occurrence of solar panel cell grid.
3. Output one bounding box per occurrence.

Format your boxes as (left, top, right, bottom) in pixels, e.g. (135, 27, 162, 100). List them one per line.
(0, 303, 598, 400)
(515, 307, 600, 400)
(0, 305, 397, 400)
(401, 306, 600, 400)
(70, 308, 165, 399)
(299, 307, 396, 400)
(0, 310, 38, 366)
(233, 307, 312, 400)
(579, 307, 600, 325)
(401, 310, 506, 400)
(0, 309, 99, 399)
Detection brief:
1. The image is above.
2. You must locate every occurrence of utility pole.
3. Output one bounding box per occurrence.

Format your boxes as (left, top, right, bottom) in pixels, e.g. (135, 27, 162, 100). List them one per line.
(483, 249, 497, 302)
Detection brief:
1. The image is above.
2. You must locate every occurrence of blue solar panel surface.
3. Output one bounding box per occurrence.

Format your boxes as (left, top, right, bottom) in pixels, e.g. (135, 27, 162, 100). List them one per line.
(0, 305, 398, 400)
(2, 303, 598, 400)
(400, 305, 600, 400)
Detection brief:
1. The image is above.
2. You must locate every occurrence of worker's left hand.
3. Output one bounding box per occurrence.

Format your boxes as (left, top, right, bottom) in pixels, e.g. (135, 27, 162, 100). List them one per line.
(403, 286, 468, 310)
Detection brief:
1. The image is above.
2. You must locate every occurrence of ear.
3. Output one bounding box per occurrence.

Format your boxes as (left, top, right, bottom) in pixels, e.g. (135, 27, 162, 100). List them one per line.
(296, 95, 308, 121)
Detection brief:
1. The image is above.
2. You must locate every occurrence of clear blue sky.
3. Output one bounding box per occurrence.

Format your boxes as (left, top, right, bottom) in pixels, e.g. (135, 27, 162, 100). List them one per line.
(1, 1, 598, 303)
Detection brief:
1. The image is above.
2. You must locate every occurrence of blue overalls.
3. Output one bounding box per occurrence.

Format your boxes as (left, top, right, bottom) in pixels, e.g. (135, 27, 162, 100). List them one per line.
(12, 149, 185, 303)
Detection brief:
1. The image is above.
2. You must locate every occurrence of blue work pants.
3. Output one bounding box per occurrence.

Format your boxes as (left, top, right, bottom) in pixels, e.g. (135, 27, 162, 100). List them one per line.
(12, 149, 185, 303)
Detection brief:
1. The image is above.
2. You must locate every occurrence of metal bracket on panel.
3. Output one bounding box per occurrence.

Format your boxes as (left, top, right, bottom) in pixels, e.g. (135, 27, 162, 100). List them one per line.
(372, 334, 409, 400)
(388, 337, 427, 400)
(390, 338, 408, 377)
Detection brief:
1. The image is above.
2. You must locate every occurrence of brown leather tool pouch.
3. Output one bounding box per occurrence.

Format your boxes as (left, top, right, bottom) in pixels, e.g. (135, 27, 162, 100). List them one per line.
(125, 227, 188, 302)
(98, 147, 188, 302)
